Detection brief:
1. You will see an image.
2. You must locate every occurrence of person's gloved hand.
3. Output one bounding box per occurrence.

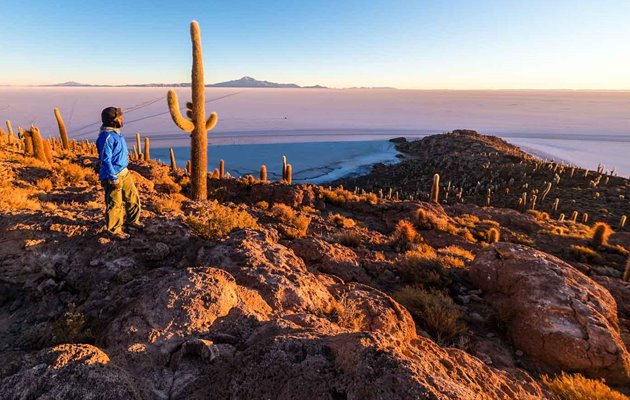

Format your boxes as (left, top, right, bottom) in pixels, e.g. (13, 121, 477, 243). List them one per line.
(109, 179, 122, 189)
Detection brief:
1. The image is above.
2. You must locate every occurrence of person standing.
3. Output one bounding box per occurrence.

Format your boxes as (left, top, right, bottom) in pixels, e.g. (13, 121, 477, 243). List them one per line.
(95, 107, 143, 240)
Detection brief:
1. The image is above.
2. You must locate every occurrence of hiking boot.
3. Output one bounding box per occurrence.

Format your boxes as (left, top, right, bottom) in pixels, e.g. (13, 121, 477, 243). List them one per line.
(108, 230, 130, 240)
(127, 221, 145, 230)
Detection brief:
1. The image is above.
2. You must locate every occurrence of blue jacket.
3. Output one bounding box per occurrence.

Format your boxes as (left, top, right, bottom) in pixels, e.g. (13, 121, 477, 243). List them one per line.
(96, 127, 129, 181)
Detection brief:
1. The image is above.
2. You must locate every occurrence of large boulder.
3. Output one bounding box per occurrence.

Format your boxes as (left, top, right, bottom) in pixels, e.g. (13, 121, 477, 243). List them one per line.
(470, 242, 630, 384)
(290, 237, 372, 284)
(0, 344, 140, 399)
(178, 321, 548, 400)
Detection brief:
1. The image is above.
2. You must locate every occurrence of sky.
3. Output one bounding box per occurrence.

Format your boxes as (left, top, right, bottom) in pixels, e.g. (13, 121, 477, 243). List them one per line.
(1, 0, 630, 89)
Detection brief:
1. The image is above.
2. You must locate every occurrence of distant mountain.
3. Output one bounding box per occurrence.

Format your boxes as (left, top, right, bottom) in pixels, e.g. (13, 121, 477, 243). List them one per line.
(42, 77, 330, 88)
(208, 76, 320, 88)
(50, 81, 95, 87)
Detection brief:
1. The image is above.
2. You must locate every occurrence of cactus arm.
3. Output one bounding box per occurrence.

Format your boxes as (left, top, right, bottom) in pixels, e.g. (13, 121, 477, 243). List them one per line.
(167, 90, 194, 132)
(205, 112, 218, 131)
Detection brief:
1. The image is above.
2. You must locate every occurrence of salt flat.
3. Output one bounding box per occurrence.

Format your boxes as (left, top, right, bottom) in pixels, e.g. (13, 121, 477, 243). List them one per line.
(1, 87, 629, 177)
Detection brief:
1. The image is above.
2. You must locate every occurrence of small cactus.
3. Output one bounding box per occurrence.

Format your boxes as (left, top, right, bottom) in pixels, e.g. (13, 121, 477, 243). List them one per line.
(591, 222, 613, 248)
(430, 174, 440, 203)
(558, 213, 565, 222)
(282, 155, 287, 181)
(623, 256, 630, 282)
(552, 198, 559, 212)
(541, 182, 552, 200)
(620, 215, 627, 229)
(144, 137, 150, 161)
(53, 108, 70, 150)
(260, 164, 267, 181)
(285, 164, 292, 184)
(23, 134, 33, 156)
(487, 227, 500, 243)
(186, 160, 191, 174)
(169, 148, 177, 171)
(42, 139, 53, 164)
(136, 132, 142, 158)
(582, 213, 589, 224)
(219, 159, 225, 179)
(5, 120, 14, 142)
(570, 211, 578, 222)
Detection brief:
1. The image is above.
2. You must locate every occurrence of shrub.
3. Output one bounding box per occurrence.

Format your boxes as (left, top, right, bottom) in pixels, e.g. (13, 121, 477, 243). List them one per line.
(0, 187, 40, 211)
(327, 295, 365, 331)
(569, 245, 603, 264)
(271, 203, 311, 238)
(398, 249, 453, 288)
(255, 201, 269, 210)
(52, 303, 92, 344)
(527, 210, 550, 221)
(328, 213, 356, 228)
(36, 177, 53, 192)
(187, 201, 258, 240)
(393, 286, 466, 345)
(53, 161, 98, 186)
(154, 195, 183, 214)
(438, 245, 475, 262)
(416, 208, 459, 234)
(334, 231, 362, 248)
(591, 222, 613, 248)
(542, 372, 629, 400)
(391, 220, 423, 252)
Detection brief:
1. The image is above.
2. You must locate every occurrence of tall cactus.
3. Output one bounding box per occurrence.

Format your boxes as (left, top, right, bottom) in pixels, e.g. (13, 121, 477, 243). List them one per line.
(144, 137, 150, 161)
(53, 108, 70, 150)
(29, 126, 48, 163)
(135, 132, 142, 160)
(5, 120, 14, 143)
(285, 164, 292, 184)
(167, 21, 219, 201)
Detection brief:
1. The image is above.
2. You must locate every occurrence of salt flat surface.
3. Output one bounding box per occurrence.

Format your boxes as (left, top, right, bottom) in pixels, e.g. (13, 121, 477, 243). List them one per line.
(1, 87, 629, 177)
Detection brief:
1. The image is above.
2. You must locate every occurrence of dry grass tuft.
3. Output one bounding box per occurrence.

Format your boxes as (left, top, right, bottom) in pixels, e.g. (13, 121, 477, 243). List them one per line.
(255, 201, 269, 210)
(591, 222, 613, 248)
(0, 186, 41, 211)
(542, 372, 629, 400)
(391, 220, 423, 252)
(321, 187, 378, 206)
(329, 213, 356, 228)
(569, 245, 603, 264)
(327, 295, 365, 331)
(438, 245, 475, 262)
(187, 201, 258, 240)
(398, 248, 454, 289)
(334, 231, 362, 248)
(36, 178, 53, 192)
(53, 161, 98, 186)
(154, 194, 186, 214)
(394, 286, 466, 345)
(271, 203, 311, 238)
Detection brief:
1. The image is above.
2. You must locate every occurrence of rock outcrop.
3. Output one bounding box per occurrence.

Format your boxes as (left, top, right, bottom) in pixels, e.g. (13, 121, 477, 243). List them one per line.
(470, 242, 630, 384)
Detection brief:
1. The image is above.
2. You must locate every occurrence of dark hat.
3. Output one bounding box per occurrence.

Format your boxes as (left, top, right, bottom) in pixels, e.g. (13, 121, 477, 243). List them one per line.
(101, 107, 123, 127)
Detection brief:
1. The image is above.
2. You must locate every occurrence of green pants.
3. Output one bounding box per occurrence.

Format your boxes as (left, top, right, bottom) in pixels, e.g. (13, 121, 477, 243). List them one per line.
(102, 170, 141, 233)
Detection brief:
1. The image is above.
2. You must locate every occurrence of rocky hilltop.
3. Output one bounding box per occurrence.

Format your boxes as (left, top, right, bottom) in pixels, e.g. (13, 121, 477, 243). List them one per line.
(336, 129, 629, 228)
(1, 130, 630, 399)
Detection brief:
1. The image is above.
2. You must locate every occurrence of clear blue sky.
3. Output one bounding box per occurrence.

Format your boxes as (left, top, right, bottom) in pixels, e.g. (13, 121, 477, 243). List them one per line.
(2, 0, 630, 89)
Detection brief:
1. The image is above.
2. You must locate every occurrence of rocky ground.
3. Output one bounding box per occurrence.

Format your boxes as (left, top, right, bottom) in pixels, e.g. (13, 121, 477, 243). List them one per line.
(1, 132, 630, 399)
